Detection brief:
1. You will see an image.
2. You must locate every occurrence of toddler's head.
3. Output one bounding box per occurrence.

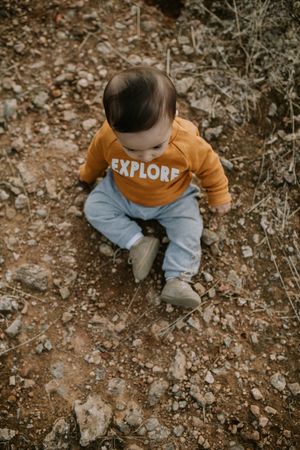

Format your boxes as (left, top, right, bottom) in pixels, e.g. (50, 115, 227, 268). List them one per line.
(103, 66, 177, 162)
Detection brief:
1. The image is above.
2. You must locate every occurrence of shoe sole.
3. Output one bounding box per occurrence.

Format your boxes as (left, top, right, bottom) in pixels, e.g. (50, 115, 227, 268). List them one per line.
(160, 294, 200, 309)
(134, 239, 160, 281)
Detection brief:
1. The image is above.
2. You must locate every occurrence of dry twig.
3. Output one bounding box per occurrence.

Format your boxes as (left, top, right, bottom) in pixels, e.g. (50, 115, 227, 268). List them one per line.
(264, 231, 300, 322)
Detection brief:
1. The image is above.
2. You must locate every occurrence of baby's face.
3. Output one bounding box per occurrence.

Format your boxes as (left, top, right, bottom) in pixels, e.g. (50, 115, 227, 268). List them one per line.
(115, 118, 172, 163)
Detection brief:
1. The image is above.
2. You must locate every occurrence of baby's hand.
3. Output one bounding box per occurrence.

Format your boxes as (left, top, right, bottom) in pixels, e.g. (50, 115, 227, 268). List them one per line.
(210, 202, 231, 215)
(76, 171, 91, 191)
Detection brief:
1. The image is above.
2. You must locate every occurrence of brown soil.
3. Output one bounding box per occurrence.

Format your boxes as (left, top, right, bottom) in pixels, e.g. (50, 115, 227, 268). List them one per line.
(0, 1, 299, 449)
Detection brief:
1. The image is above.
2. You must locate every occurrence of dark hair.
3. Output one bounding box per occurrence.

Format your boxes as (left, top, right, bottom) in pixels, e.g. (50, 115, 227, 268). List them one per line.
(103, 66, 176, 132)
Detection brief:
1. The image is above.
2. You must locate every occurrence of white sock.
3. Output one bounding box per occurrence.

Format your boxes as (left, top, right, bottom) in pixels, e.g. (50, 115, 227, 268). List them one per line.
(125, 232, 144, 250)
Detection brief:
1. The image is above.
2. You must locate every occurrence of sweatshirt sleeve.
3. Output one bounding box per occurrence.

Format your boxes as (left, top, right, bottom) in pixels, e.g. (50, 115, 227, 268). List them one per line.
(191, 137, 231, 206)
(79, 128, 109, 184)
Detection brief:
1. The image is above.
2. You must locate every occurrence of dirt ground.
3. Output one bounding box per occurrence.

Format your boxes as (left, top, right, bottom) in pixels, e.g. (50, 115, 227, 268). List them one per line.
(0, 1, 299, 449)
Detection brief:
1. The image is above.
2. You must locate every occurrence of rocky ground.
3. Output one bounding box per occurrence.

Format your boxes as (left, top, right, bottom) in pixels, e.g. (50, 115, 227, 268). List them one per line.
(0, 1, 299, 449)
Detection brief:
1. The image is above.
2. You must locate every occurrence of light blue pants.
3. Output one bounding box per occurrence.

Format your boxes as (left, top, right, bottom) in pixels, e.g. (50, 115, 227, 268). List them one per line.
(84, 170, 203, 281)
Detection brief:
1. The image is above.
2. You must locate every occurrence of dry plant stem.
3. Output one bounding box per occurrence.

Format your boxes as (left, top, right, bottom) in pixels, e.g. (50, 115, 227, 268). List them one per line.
(1, 283, 45, 303)
(0, 318, 60, 357)
(247, 194, 271, 213)
(231, 0, 242, 45)
(136, 5, 141, 39)
(288, 206, 300, 220)
(288, 90, 297, 182)
(277, 238, 300, 292)
(191, 26, 196, 52)
(281, 191, 289, 232)
(286, 256, 300, 293)
(264, 231, 300, 322)
(166, 48, 171, 76)
(104, 41, 131, 65)
(199, 3, 223, 25)
(252, 144, 266, 203)
(78, 33, 92, 52)
(127, 283, 141, 311)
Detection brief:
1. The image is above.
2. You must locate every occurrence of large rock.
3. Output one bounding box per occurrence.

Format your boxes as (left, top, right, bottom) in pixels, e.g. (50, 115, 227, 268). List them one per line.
(0, 428, 17, 441)
(0, 295, 19, 312)
(43, 418, 70, 450)
(13, 264, 51, 292)
(74, 395, 112, 447)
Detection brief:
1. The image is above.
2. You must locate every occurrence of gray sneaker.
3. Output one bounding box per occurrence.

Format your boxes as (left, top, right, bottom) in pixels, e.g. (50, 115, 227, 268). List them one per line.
(161, 278, 201, 308)
(129, 236, 160, 282)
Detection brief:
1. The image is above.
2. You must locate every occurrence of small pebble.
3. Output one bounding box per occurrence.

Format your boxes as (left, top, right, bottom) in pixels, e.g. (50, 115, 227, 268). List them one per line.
(251, 387, 263, 400)
(270, 372, 286, 392)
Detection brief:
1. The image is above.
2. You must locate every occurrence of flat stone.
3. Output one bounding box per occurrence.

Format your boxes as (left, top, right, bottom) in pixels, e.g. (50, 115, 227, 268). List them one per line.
(114, 400, 143, 433)
(59, 287, 70, 300)
(45, 179, 57, 199)
(148, 380, 169, 406)
(99, 243, 114, 257)
(250, 405, 260, 417)
(251, 388, 263, 400)
(227, 270, 243, 292)
(148, 425, 170, 442)
(265, 406, 277, 415)
(204, 391, 215, 405)
(0, 428, 17, 441)
(168, 349, 186, 381)
(14, 263, 50, 291)
(259, 416, 269, 427)
(5, 317, 22, 337)
(4, 98, 18, 120)
(145, 417, 160, 431)
(202, 228, 219, 246)
(107, 378, 126, 397)
(220, 157, 234, 171)
(241, 245, 253, 258)
(15, 194, 28, 210)
(43, 418, 70, 450)
(33, 91, 49, 108)
(82, 118, 97, 131)
(74, 394, 113, 447)
(203, 305, 214, 324)
(288, 382, 300, 396)
(270, 372, 286, 392)
(48, 139, 79, 156)
(204, 125, 223, 140)
(175, 77, 194, 95)
(204, 371, 215, 384)
(190, 385, 206, 406)
(190, 96, 213, 113)
(0, 295, 19, 312)
(50, 362, 64, 379)
(187, 316, 201, 331)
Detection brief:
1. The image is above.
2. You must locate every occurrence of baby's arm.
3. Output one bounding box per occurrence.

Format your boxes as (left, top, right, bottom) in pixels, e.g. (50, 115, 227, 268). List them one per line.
(79, 129, 109, 184)
(192, 138, 231, 214)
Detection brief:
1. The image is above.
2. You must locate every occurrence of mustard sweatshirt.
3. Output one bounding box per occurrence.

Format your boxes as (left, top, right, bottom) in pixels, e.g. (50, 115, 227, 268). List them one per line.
(79, 117, 231, 207)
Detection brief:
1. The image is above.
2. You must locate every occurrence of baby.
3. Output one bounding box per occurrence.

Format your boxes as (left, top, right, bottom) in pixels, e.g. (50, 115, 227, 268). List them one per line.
(79, 66, 231, 308)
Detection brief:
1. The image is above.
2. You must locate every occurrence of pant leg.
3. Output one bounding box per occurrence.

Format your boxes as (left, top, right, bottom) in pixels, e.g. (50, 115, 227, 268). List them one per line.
(156, 184, 203, 281)
(84, 170, 142, 249)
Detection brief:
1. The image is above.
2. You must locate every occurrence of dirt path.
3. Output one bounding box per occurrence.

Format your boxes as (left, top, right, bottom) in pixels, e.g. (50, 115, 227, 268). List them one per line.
(0, 1, 299, 449)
